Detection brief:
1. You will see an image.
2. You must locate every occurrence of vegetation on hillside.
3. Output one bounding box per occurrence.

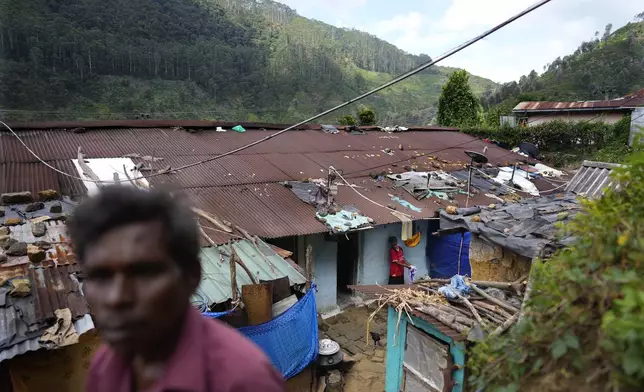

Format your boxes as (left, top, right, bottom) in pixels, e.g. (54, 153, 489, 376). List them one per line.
(480, 15, 644, 123)
(0, 0, 496, 124)
(468, 145, 644, 392)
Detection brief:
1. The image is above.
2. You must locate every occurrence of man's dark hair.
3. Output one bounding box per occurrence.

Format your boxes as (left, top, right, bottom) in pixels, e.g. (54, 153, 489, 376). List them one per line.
(388, 236, 397, 246)
(68, 186, 200, 273)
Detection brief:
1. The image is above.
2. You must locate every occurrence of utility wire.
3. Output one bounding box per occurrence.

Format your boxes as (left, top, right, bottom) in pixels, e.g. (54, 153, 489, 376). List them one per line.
(2, 0, 553, 184)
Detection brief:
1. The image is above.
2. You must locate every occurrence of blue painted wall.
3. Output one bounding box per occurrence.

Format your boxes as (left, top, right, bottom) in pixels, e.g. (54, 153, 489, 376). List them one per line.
(358, 221, 430, 285)
(385, 307, 466, 392)
(306, 233, 338, 311)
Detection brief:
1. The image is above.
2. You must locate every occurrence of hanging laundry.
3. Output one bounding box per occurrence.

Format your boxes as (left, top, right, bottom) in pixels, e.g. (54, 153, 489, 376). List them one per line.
(404, 232, 421, 248)
(232, 125, 246, 133)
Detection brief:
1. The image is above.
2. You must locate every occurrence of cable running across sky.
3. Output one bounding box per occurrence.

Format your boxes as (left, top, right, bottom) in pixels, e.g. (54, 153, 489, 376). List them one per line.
(1, 0, 553, 184)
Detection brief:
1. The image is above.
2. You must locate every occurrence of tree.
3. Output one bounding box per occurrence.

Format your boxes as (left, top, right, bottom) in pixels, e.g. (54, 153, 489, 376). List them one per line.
(357, 107, 376, 125)
(338, 114, 357, 126)
(437, 69, 480, 127)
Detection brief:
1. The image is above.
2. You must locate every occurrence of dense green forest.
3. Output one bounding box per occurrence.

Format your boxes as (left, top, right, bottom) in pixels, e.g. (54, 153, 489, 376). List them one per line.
(0, 0, 497, 124)
(480, 16, 644, 125)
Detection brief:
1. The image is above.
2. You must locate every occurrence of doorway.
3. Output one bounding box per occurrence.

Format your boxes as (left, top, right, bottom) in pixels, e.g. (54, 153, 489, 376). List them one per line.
(336, 232, 360, 307)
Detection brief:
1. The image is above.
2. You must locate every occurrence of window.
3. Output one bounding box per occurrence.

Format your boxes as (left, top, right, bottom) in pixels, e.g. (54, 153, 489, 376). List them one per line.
(401, 326, 451, 392)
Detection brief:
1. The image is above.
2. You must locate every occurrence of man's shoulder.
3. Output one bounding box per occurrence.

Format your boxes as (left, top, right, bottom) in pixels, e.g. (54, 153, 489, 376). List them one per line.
(201, 317, 285, 390)
(202, 317, 266, 360)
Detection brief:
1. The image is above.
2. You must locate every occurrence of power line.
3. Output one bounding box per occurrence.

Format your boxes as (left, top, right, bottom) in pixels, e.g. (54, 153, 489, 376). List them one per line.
(2, 0, 553, 184)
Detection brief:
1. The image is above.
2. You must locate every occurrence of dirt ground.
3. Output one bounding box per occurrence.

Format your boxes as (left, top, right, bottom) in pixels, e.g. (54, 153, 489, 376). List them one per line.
(318, 304, 388, 392)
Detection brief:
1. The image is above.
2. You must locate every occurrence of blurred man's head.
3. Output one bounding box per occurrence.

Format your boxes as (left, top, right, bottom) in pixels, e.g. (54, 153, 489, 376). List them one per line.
(68, 187, 201, 357)
(388, 236, 398, 248)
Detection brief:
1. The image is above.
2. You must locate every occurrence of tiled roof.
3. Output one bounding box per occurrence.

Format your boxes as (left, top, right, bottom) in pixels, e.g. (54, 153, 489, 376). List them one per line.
(2, 122, 533, 241)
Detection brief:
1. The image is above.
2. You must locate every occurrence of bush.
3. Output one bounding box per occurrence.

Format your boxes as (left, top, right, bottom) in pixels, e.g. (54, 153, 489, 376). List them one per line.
(357, 107, 376, 125)
(461, 116, 632, 165)
(338, 115, 357, 126)
(468, 148, 644, 392)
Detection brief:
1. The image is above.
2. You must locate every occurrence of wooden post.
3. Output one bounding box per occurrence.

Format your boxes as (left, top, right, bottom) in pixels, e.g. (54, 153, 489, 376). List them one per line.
(229, 242, 238, 303)
(305, 245, 313, 291)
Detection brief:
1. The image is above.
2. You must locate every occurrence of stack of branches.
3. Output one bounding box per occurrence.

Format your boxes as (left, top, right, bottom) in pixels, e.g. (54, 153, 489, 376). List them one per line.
(366, 288, 447, 344)
(368, 275, 529, 342)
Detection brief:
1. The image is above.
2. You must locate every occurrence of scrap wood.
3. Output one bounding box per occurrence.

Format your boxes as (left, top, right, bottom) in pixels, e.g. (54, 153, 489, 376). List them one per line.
(77, 147, 102, 184)
(471, 299, 514, 319)
(454, 293, 485, 326)
(192, 208, 232, 233)
(419, 278, 525, 293)
(366, 287, 445, 346)
(197, 224, 257, 284)
(469, 283, 519, 313)
(415, 305, 469, 334)
(490, 312, 520, 337)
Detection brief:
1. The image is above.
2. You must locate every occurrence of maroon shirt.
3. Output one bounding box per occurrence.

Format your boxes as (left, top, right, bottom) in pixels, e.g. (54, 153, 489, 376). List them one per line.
(86, 307, 286, 392)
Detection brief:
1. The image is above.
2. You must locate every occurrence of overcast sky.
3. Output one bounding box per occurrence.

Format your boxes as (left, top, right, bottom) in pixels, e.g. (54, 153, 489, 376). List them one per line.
(276, 0, 643, 83)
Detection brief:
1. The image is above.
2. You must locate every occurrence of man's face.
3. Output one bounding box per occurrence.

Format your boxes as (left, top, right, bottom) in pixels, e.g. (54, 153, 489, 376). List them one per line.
(82, 221, 194, 356)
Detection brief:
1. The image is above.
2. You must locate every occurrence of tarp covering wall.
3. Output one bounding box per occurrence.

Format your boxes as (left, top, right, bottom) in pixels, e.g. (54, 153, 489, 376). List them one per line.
(205, 286, 318, 379)
(427, 232, 472, 278)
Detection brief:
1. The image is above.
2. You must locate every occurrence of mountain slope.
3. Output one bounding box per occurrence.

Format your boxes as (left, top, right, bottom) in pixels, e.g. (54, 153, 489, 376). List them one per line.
(0, 0, 497, 124)
(481, 19, 644, 122)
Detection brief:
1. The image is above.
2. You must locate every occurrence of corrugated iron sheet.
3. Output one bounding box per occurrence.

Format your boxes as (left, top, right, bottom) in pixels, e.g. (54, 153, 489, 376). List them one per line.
(0, 314, 94, 362)
(513, 89, 644, 112)
(0, 263, 89, 361)
(195, 239, 306, 306)
(3, 124, 536, 240)
(565, 160, 621, 198)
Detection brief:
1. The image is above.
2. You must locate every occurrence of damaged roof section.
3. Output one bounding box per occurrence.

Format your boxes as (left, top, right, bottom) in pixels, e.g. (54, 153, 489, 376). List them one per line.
(565, 160, 621, 199)
(439, 194, 582, 259)
(195, 239, 306, 307)
(0, 264, 91, 362)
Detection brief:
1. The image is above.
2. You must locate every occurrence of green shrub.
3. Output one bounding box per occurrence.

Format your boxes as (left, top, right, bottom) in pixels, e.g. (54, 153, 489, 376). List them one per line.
(338, 115, 357, 126)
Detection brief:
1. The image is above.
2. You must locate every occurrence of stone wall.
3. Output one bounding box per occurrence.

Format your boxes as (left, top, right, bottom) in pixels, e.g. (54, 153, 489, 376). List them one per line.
(468, 235, 531, 282)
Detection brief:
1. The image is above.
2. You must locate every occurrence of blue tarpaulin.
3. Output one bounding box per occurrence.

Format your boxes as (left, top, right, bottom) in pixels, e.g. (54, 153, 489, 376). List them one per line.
(204, 287, 318, 379)
(427, 232, 472, 278)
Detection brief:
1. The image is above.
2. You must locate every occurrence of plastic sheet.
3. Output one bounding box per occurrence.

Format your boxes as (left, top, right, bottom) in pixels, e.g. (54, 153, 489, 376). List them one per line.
(204, 287, 318, 379)
(427, 232, 472, 279)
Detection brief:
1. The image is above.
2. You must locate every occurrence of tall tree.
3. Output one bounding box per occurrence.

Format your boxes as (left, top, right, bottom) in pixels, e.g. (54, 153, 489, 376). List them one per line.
(437, 70, 480, 127)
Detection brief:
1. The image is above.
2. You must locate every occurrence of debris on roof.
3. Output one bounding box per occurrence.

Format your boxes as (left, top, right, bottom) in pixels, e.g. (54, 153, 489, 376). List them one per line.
(193, 239, 306, 308)
(439, 194, 582, 259)
(316, 207, 372, 233)
(2, 123, 543, 242)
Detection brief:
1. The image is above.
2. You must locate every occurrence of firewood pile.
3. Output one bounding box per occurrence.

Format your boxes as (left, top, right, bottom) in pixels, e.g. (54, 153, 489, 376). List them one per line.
(367, 275, 528, 341)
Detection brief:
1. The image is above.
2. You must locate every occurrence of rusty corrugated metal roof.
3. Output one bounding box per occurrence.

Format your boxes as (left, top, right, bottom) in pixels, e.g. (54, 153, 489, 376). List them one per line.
(0, 263, 90, 361)
(513, 89, 644, 112)
(3, 124, 535, 240)
(565, 160, 621, 198)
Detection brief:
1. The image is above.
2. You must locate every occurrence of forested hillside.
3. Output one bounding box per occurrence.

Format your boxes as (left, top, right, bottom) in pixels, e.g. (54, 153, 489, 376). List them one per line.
(0, 0, 496, 124)
(480, 16, 644, 124)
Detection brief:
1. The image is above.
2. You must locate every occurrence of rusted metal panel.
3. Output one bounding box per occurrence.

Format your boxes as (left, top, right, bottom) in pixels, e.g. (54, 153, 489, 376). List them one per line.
(242, 283, 273, 325)
(513, 89, 644, 112)
(262, 153, 326, 180)
(0, 162, 59, 195)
